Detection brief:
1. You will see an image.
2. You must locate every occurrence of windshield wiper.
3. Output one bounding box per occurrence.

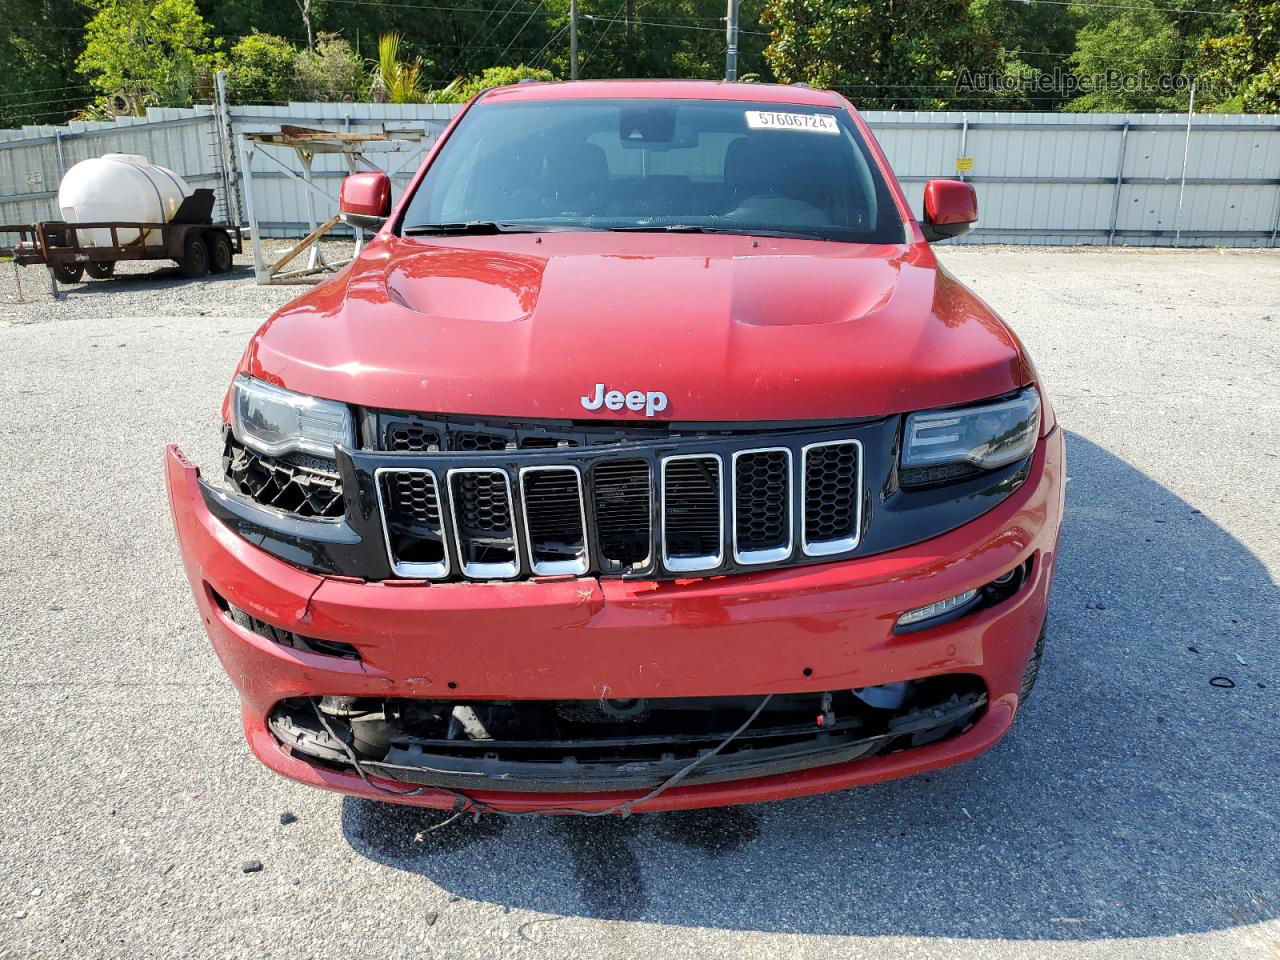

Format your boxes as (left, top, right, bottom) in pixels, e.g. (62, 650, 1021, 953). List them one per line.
(606, 224, 828, 241)
(607, 224, 719, 233)
(402, 221, 544, 236)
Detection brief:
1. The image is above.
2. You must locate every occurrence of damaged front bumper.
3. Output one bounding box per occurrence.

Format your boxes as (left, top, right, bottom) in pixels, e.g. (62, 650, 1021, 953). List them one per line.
(165, 428, 1063, 813)
(269, 682, 988, 794)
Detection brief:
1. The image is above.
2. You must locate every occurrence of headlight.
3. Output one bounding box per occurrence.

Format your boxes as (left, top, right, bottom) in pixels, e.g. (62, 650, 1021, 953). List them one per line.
(231, 374, 354, 459)
(902, 388, 1040, 473)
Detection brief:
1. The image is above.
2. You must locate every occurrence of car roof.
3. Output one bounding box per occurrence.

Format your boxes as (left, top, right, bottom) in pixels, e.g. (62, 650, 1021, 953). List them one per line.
(479, 79, 850, 109)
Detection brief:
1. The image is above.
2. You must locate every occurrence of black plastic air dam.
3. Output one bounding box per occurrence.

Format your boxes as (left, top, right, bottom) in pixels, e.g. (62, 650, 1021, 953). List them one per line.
(269, 678, 988, 792)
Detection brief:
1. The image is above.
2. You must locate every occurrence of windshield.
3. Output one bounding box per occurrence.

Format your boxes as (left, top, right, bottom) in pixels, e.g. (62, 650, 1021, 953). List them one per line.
(400, 98, 906, 244)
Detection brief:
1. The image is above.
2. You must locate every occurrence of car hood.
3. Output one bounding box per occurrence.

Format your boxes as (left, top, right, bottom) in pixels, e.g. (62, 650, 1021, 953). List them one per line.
(243, 232, 1028, 422)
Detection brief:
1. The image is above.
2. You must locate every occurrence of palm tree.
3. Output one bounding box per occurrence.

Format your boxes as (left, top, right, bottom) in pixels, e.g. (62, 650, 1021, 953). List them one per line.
(370, 34, 424, 104)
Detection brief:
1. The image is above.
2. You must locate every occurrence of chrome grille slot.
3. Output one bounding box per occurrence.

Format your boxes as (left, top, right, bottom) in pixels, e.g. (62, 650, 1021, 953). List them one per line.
(447, 468, 519, 579)
(661, 454, 724, 572)
(520, 466, 589, 576)
(732, 448, 792, 564)
(592, 458, 653, 574)
(376, 468, 449, 578)
(801, 440, 863, 556)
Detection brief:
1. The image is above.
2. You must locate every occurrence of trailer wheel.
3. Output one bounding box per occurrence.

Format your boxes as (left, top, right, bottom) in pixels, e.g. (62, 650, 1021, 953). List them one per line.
(207, 230, 233, 274)
(51, 262, 84, 284)
(85, 262, 116, 280)
(179, 234, 209, 278)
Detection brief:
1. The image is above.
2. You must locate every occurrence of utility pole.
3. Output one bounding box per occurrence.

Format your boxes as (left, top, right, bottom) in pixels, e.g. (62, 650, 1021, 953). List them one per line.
(570, 0, 580, 80)
(724, 0, 740, 81)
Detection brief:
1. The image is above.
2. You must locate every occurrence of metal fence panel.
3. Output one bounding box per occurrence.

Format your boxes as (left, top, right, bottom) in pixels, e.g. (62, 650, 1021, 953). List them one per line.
(2, 102, 1278, 247)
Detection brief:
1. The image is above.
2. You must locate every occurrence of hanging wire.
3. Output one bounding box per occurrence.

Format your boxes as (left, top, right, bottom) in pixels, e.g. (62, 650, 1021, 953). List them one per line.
(312, 695, 774, 820)
(1000, 0, 1234, 15)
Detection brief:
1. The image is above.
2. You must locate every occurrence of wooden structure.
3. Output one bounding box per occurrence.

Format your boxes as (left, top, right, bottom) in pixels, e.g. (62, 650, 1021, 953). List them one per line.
(238, 125, 429, 284)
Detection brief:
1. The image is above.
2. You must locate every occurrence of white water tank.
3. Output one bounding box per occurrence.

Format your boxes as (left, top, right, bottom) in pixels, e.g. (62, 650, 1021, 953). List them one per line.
(57, 153, 191, 246)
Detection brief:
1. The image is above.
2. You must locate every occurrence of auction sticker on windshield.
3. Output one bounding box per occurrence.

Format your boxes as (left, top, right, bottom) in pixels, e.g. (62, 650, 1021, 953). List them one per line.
(745, 111, 839, 134)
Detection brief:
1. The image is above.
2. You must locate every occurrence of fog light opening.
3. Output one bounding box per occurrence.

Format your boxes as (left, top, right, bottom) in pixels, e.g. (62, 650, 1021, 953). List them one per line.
(896, 589, 979, 628)
(894, 557, 1035, 633)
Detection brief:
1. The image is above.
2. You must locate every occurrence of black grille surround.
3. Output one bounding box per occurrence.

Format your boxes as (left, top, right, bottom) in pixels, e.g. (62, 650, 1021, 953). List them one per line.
(206, 412, 1036, 582)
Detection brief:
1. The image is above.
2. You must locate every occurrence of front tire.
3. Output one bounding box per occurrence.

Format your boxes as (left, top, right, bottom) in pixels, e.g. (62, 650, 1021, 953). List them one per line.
(1019, 617, 1047, 704)
(85, 261, 115, 280)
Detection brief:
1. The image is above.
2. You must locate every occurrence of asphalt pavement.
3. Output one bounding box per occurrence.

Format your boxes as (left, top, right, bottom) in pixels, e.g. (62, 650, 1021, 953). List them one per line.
(0, 244, 1276, 959)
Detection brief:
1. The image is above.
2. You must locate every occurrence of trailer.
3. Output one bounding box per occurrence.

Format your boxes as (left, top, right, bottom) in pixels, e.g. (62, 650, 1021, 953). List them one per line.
(0, 188, 241, 288)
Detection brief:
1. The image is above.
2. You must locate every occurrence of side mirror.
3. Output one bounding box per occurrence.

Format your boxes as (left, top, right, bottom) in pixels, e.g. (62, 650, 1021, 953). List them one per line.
(921, 179, 977, 242)
(339, 172, 392, 229)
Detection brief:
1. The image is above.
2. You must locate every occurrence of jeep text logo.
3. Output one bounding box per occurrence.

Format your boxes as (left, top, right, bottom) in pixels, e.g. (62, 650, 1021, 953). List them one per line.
(580, 383, 669, 417)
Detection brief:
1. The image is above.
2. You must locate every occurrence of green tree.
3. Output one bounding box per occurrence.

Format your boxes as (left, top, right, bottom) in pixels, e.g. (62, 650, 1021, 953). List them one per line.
(457, 64, 554, 99)
(1066, 2, 1192, 112)
(370, 33, 428, 103)
(0, 1, 92, 127)
(760, 0, 1004, 109)
(970, 0, 1082, 109)
(533, 0, 768, 82)
(225, 32, 299, 104)
(78, 0, 222, 115)
(1196, 0, 1280, 111)
(197, 0, 307, 43)
(296, 33, 364, 100)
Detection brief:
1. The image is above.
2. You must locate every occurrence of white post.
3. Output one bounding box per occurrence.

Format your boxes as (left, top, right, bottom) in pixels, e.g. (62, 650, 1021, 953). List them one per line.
(237, 137, 268, 284)
(1174, 82, 1196, 248)
(1108, 120, 1130, 245)
(298, 149, 328, 272)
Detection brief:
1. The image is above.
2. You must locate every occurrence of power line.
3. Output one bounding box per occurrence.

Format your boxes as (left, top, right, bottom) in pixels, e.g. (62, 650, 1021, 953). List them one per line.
(580, 14, 769, 36)
(455, 0, 512, 72)
(1001, 0, 1235, 16)
(497, 0, 548, 62)
(578, 1, 623, 71)
(322, 0, 558, 15)
(0, 93, 99, 112)
(0, 83, 95, 100)
(1005, 48, 1196, 62)
(465, 0, 528, 67)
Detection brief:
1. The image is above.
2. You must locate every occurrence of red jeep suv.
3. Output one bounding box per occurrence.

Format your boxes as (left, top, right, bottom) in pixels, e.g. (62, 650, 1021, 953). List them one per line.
(167, 80, 1064, 814)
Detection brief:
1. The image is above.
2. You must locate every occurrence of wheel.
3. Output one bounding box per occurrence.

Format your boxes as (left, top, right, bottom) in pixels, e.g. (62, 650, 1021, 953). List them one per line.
(178, 234, 209, 278)
(85, 261, 115, 280)
(51, 261, 84, 284)
(206, 230, 234, 274)
(1019, 616, 1047, 704)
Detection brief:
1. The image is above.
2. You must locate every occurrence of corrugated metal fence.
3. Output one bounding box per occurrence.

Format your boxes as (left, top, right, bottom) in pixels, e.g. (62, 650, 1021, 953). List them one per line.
(2, 101, 1278, 246)
(873, 111, 1280, 246)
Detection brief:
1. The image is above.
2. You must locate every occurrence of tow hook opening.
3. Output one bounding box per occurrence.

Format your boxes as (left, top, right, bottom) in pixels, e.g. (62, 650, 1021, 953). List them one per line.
(268, 675, 988, 793)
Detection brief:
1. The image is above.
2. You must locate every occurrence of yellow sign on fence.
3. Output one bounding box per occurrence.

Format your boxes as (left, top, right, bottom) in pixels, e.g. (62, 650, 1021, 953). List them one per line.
(955, 156, 974, 174)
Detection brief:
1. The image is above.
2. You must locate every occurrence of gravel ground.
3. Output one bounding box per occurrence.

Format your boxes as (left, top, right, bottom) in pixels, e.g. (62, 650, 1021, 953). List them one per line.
(0, 244, 1277, 960)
